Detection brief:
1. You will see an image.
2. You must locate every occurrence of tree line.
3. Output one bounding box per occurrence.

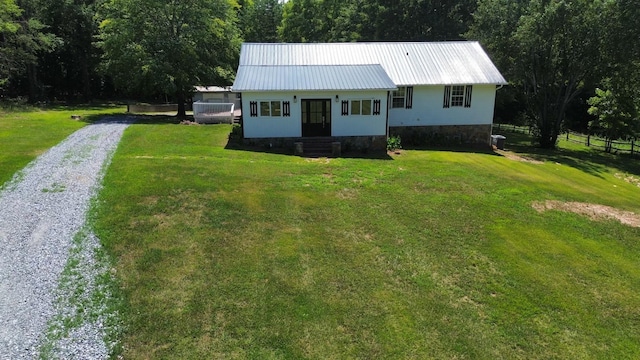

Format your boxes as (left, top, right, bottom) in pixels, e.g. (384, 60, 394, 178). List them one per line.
(1, 0, 638, 148)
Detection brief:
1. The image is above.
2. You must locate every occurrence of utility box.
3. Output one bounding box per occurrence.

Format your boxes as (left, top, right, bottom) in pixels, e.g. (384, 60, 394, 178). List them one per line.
(491, 135, 506, 150)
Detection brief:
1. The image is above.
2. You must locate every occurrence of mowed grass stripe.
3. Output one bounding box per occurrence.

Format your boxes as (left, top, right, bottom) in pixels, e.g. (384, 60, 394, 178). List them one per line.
(95, 123, 640, 359)
(0, 105, 126, 186)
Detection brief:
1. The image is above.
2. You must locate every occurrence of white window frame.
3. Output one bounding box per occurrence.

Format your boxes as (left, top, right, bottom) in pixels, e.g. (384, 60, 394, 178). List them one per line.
(259, 100, 283, 117)
(391, 87, 406, 109)
(450, 86, 465, 107)
(351, 99, 373, 115)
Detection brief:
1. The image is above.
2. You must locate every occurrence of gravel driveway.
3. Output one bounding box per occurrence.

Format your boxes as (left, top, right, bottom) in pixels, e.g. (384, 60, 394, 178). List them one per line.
(0, 118, 131, 359)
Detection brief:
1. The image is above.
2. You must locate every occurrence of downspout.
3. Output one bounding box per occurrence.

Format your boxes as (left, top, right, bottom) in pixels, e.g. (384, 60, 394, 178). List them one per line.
(385, 91, 391, 138)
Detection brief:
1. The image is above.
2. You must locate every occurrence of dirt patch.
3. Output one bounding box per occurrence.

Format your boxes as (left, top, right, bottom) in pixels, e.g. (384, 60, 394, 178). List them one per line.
(495, 149, 543, 164)
(615, 173, 640, 188)
(532, 200, 640, 227)
(305, 158, 331, 164)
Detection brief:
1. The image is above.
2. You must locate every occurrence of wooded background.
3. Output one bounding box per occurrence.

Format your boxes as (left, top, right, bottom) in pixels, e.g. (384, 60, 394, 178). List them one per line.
(1, 0, 638, 148)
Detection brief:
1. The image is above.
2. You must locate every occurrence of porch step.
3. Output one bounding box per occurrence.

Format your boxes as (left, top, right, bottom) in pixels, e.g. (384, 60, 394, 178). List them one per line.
(302, 138, 335, 157)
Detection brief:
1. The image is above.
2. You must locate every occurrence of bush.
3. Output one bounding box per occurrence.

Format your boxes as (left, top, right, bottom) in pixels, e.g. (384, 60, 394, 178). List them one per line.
(387, 135, 402, 151)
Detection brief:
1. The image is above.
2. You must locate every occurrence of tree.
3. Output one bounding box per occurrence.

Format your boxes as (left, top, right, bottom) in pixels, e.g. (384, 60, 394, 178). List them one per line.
(241, 0, 283, 42)
(587, 82, 640, 153)
(1, 0, 57, 100)
(99, 0, 241, 118)
(0, 0, 22, 89)
(470, 0, 604, 148)
(38, 0, 102, 101)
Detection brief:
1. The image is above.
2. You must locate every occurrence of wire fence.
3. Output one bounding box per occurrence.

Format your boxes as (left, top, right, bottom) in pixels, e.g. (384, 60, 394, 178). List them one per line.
(493, 123, 639, 157)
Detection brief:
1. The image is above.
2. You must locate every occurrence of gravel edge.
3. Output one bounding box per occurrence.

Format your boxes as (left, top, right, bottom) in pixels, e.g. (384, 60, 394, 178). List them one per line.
(0, 117, 131, 360)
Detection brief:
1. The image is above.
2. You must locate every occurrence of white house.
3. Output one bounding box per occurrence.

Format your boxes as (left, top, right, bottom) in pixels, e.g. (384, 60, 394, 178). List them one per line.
(232, 42, 507, 151)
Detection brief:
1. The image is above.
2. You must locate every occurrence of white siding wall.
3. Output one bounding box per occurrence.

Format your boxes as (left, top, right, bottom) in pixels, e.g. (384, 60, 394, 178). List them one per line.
(241, 90, 388, 138)
(388, 85, 497, 127)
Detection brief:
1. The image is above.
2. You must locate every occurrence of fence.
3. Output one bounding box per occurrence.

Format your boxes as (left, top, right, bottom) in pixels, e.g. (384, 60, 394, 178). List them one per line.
(565, 131, 637, 155)
(192, 101, 235, 124)
(493, 123, 638, 156)
(492, 123, 533, 135)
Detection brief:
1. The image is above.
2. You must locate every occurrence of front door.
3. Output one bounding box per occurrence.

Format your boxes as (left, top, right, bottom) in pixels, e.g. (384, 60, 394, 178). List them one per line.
(302, 99, 331, 137)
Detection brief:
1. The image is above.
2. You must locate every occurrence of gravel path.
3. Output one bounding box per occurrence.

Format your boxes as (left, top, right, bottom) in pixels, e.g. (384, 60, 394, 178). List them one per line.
(0, 117, 131, 359)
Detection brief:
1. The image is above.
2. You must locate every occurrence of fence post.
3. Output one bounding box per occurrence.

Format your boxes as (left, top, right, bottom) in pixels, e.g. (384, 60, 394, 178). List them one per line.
(632, 140, 635, 156)
(566, 132, 569, 141)
(586, 135, 590, 147)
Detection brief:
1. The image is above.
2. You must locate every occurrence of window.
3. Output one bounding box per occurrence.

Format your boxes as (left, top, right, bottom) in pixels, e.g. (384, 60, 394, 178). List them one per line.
(362, 100, 372, 115)
(350, 99, 373, 115)
(260, 101, 271, 116)
(444, 85, 473, 108)
(392, 87, 406, 108)
(271, 101, 281, 116)
(451, 86, 465, 107)
(258, 100, 288, 117)
(351, 100, 361, 115)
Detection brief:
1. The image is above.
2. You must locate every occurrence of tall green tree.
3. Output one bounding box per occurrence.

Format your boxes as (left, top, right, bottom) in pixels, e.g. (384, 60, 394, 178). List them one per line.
(2, 0, 58, 101)
(38, 0, 101, 101)
(470, 0, 604, 148)
(99, 0, 241, 117)
(0, 0, 22, 89)
(587, 83, 640, 152)
(241, 0, 283, 42)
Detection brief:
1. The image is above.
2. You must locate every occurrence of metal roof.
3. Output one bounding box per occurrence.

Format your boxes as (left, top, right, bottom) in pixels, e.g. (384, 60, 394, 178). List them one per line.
(234, 42, 507, 87)
(233, 65, 397, 91)
(194, 86, 232, 93)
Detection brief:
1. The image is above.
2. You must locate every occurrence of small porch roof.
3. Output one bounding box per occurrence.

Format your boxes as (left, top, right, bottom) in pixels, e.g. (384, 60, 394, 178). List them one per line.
(232, 64, 397, 92)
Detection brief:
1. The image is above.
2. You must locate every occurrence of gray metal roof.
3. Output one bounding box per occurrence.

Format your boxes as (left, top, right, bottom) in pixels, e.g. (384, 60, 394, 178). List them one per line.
(234, 41, 507, 87)
(233, 65, 397, 91)
(194, 86, 232, 93)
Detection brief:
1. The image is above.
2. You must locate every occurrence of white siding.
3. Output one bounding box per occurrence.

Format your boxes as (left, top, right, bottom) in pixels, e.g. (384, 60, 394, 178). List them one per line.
(388, 85, 497, 127)
(242, 90, 388, 138)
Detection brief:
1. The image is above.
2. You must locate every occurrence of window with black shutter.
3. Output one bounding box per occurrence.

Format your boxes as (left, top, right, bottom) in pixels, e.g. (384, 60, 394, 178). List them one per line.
(443, 86, 451, 108)
(341, 100, 349, 115)
(373, 100, 381, 115)
(464, 86, 473, 108)
(405, 86, 414, 109)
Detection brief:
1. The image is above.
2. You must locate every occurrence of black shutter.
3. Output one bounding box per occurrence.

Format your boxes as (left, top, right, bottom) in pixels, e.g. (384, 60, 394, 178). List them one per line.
(373, 99, 381, 115)
(443, 86, 451, 108)
(464, 85, 473, 108)
(283, 101, 290, 116)
(250, 101, 258, 116)
(405, 86, 414, 109)
(341, 100, 349, 115)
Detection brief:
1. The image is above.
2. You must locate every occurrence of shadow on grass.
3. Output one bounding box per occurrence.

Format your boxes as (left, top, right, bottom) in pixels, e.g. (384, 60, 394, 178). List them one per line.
(83, 114, 187, 125)
(224, 140, 393, 160)
(402, 143, 499, 157)
(500, 131, 640, 178)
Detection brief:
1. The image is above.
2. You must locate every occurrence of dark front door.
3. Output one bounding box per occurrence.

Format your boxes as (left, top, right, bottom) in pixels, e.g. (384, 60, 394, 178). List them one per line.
(302, 99, 331, 137)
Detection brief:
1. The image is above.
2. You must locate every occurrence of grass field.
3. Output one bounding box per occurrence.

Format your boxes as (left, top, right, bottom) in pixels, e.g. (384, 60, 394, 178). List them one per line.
(91, 123, 640, 359)
(0, 104, 126, 186)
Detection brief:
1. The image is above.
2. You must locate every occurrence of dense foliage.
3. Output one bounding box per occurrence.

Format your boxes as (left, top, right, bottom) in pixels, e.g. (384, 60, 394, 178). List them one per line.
(1, 0, 638, 139)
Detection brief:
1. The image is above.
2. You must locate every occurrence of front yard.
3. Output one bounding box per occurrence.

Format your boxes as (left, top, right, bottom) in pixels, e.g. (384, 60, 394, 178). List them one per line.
(94, 122, 640, 358)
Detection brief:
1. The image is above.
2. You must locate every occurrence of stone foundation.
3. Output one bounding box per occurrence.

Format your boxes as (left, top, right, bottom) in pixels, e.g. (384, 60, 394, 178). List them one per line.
(242, 135, 387, 155)
(389, 125, 492, 147)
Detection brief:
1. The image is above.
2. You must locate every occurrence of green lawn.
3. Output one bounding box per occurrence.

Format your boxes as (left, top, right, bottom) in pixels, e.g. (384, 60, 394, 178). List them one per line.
(94, 123, 640, 359)
(0, 104, 126, 186)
